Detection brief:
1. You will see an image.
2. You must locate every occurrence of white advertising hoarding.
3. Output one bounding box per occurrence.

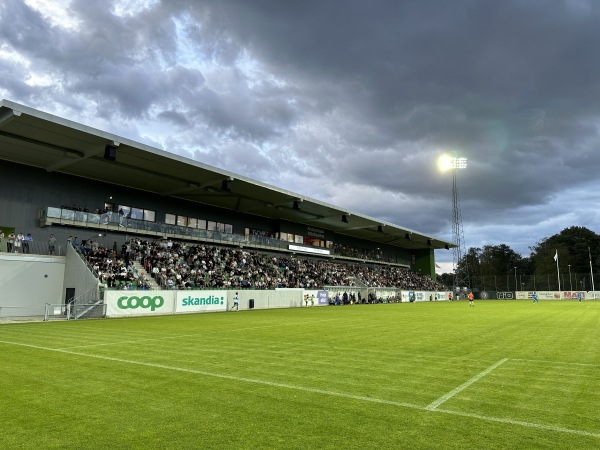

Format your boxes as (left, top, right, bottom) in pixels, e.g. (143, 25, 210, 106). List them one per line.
(105, 291, 174, 317)
(175, 291, 228, 313)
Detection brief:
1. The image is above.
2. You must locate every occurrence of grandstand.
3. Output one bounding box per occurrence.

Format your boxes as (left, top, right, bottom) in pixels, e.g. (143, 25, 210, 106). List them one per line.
(0, 99, 452, 320)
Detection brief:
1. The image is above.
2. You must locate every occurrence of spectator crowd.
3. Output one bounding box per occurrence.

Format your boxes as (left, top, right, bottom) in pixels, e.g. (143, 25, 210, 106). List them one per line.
(79, 239, 445, 292)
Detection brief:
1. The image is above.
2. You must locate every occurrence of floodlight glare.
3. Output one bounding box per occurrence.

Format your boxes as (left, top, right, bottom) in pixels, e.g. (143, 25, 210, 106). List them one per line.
(438, 154, 468, 172)
(438, 154, 453, 172)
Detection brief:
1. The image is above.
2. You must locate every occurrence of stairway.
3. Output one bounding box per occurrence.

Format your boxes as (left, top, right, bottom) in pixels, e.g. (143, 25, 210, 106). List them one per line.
(348, 275, 367, 288)
(132, 261, 161, 290)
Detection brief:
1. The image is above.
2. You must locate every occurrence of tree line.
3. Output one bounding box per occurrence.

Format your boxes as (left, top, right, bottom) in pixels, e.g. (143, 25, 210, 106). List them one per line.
(438, 226, 600, 291)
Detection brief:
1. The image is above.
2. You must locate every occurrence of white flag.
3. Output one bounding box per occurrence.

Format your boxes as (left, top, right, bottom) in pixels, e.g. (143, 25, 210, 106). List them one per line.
(554, 250, 558, 262)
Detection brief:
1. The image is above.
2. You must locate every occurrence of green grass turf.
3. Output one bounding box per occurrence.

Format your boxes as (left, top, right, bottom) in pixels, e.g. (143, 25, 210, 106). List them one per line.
(1, 300, 599, 449)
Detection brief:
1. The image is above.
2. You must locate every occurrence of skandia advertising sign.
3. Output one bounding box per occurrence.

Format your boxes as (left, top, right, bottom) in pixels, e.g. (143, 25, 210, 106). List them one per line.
(175, 291, 227, 313)
(105, 291, 174, 317)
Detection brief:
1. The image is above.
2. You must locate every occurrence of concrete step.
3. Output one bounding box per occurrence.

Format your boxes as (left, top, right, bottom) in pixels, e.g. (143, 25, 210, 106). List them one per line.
(133, 261, 161, 290)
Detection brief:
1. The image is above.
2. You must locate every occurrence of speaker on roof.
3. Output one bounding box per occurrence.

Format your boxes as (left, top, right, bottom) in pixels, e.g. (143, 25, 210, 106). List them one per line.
(221, 179, 232, 192)
(104, 145, 117, 161)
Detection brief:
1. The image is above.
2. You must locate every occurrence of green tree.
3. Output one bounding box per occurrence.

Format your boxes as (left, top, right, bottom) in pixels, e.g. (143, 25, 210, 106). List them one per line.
(456, 244, 526, 291)
(437, 272, 453, 287)
(529, 227, 600, 285)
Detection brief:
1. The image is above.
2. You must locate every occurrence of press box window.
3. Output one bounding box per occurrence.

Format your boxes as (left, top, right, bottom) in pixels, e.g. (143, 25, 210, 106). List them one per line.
(165, 213, 176, 225)
(143, 210, 155, 222)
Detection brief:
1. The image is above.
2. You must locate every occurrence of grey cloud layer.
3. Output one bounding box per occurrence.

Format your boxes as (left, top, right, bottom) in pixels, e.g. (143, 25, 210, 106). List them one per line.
(1, 0, 600, 262)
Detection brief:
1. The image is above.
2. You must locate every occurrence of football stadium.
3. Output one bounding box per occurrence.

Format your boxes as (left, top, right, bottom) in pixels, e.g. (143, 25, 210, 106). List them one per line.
(1, 100, 600, 448)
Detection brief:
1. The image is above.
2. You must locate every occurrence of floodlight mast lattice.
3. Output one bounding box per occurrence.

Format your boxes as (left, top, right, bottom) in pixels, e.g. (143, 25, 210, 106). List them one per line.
(449, 157, 470, 294)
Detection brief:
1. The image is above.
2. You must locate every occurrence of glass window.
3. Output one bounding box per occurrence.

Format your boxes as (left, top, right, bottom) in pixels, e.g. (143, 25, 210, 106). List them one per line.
(144, 210, 155, 222)
(197, 219, 206, 230)
(188, 218, 198, 228)
(295, 235, 303, 244)
(104, 202, 115, 212)
(118, 205, 130, 216)
(279, 232, 287, 241)
(217, 222, 225, 233)
(165, 213, 176, 225)
(225, 224, 233, 234)
(177, 215, 187, 226)
(207, 221, 216, 231)
(130, 207, 144, 220)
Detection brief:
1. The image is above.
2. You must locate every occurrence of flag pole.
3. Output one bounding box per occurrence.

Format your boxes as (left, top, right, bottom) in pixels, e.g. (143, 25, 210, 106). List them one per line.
(554, 250, 561, 292)
(589, 247, 595, 293)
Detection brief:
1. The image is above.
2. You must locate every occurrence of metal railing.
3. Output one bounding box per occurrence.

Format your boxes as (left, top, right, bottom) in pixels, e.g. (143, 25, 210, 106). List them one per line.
(0, 305, 47, 323)
(0, 239, 64, 256)
(40, 206, 410, 266)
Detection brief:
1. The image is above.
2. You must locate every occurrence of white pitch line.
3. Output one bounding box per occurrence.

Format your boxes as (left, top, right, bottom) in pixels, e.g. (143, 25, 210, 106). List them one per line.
(426, 358, 509, 411)
(434, 407, 600, 438)
(1, 340, 598, 439)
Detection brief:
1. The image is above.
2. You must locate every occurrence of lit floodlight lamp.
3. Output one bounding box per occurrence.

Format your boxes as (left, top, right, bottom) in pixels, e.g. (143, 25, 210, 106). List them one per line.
(453, 157, 468, 169)
(437, 154, 468, 172)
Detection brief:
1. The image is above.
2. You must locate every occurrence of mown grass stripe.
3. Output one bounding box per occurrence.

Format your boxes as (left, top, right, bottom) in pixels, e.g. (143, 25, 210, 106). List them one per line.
(1, 338, 597, 439)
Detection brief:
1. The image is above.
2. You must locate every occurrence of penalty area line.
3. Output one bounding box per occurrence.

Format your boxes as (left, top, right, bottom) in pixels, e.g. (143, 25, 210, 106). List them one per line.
(426, 358, 508, 411)
(1, 340, 598, 439)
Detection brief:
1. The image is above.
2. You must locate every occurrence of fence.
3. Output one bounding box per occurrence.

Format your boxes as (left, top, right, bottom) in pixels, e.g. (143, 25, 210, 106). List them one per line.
(471, 273, 596, 292)
(0, 305, 47, 323)
(0, 302, 107, 323)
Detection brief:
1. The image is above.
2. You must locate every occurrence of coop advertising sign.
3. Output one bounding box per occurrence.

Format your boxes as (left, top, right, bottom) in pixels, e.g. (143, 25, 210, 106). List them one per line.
(105, 291, 174, 317)
(175, 291, 227, 313)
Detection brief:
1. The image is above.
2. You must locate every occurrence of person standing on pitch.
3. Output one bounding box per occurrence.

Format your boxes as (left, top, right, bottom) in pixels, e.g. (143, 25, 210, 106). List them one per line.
(468, 291, 474, 307)
(577, 292, 583, 303)
(532, 292, 539, 303)
(232, 292, 239, 311)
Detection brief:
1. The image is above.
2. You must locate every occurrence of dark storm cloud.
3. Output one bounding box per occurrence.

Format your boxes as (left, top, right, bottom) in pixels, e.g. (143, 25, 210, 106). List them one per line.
(2, 0, 600, 263)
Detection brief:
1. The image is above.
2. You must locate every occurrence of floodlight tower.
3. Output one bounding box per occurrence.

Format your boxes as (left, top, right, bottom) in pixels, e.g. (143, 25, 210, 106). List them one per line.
(438, 155, 470, 293)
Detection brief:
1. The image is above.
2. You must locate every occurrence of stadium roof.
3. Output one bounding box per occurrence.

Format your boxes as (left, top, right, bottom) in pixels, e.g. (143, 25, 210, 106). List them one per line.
(0, 99, 453, 251)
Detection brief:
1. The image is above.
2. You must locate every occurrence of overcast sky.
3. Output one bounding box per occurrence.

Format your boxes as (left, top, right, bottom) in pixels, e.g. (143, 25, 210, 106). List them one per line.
(2, 0, 600, 272)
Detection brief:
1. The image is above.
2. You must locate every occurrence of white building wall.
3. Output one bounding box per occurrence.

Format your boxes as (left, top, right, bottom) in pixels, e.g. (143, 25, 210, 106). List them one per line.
(0, 254, 65, 313)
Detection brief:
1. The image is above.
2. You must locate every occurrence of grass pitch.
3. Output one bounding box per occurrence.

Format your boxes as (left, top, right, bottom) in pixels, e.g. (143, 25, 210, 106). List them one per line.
(1, 300, 599, 449)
